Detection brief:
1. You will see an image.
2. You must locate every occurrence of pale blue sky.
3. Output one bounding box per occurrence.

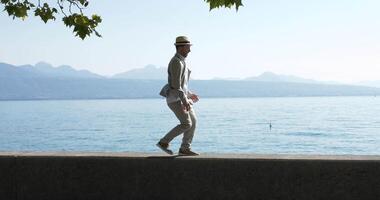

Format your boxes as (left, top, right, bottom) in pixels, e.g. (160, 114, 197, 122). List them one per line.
(1, 0, 379, 82)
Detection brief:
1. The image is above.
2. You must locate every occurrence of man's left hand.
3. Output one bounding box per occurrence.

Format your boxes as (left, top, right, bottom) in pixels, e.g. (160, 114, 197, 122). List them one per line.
(189, 94, 199, 103)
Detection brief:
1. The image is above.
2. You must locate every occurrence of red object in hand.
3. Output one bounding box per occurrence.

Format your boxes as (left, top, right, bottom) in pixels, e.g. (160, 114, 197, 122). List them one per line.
(190, 94, 199, 103)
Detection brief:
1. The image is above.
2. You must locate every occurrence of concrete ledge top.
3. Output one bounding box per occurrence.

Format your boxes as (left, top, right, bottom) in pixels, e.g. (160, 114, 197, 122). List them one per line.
(1, 151, 380, 161)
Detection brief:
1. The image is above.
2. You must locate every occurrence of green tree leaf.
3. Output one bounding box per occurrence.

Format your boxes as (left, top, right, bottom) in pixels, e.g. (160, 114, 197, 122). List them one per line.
(1, 0, 242, 39)
(204, 0, 243, 11)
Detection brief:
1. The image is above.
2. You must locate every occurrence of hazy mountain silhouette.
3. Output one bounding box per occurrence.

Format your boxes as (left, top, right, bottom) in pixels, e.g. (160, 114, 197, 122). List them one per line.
(112, 64, 166, 80)
(0, 62, 103, 79)
(355, 80, 380, 88)
(213, 72, 340, 84)
(245, 72, 322, 84)
(2, 61, 380, 100)
(0, 62, 44, 78)
(33, 62, 104, 78)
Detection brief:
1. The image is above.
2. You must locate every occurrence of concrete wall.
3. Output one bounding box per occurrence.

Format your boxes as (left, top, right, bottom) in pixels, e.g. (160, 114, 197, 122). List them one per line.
(0, 152, 380, 200)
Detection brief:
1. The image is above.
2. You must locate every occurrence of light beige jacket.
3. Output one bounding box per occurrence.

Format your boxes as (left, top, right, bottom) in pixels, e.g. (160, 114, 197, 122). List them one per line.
(160, 53, 191, 104)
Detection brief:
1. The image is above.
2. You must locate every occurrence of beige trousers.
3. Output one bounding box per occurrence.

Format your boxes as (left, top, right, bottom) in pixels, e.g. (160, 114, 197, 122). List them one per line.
(160, 101, 197, 150)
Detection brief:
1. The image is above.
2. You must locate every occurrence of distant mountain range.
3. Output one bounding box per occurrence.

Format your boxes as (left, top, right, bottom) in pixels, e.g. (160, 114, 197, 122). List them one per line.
(356, 80, 380, 88)
(112, 64, 167, 80)
(245, 71, 319, 83)
(1, 61, 380, 100)
(0, 62, 167, 80)
(0, 62, 103, 79)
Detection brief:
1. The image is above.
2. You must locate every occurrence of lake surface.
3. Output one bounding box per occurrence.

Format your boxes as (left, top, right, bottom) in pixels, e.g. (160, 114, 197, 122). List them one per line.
(1, 97, 380, 155)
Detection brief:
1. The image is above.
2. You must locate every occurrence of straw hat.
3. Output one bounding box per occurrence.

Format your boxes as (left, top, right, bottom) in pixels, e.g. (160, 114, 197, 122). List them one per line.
(174, 36, 192, 46)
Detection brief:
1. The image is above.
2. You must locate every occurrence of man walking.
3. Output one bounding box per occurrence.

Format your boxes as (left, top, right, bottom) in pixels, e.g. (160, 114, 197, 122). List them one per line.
(157, 36, 200, 156)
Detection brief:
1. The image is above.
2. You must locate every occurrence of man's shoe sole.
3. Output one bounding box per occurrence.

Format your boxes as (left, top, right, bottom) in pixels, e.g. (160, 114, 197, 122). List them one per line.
(156, 143, 174, 155)
(178, 152, 200, 156)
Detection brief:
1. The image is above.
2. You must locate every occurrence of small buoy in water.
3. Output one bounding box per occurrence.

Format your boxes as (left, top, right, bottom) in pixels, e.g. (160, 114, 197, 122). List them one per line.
(269, 122, 272, 130)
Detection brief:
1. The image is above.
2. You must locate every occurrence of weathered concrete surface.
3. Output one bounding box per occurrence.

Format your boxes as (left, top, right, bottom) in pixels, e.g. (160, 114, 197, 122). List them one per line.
(1, 152, 380, 200)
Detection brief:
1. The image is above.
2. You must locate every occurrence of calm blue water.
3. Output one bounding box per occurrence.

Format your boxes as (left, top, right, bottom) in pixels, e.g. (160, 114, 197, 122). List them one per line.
(1, 97, 380, 155)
